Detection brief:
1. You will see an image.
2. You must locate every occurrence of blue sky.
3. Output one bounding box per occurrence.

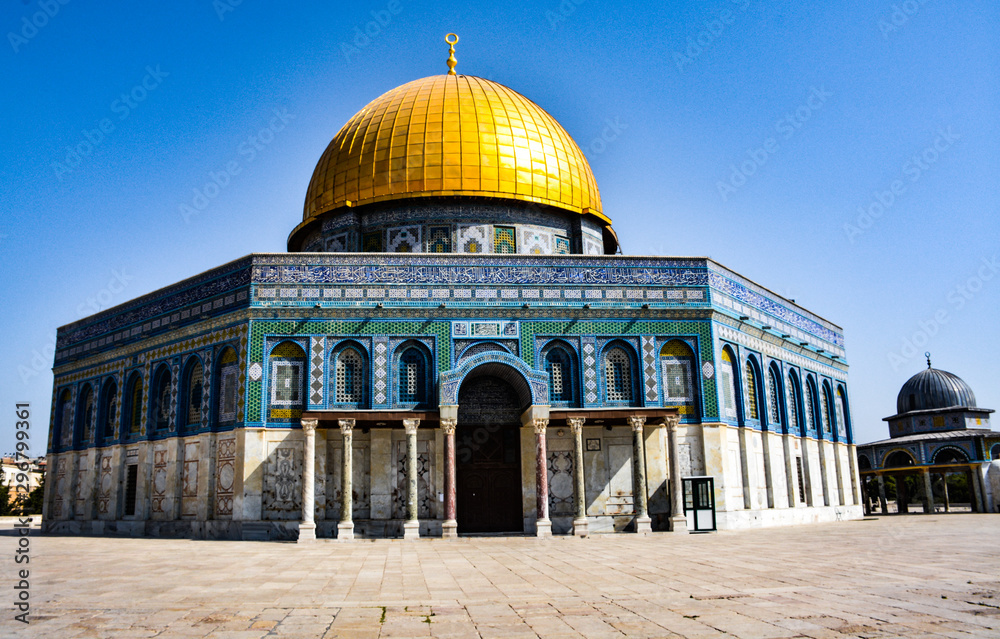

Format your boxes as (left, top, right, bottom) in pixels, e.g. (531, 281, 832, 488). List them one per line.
(2, 1, 997, 452)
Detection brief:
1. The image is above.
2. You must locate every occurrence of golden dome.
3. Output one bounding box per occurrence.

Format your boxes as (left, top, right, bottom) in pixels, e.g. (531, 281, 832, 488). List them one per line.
(301, 74, 606, 226)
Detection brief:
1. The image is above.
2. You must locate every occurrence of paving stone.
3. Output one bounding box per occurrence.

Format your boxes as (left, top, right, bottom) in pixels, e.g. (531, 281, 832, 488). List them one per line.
(2, 515, 999, 638)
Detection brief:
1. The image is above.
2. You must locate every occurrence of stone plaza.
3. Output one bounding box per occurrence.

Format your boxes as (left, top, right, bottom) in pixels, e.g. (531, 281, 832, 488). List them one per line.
(4, 514, 998, 638)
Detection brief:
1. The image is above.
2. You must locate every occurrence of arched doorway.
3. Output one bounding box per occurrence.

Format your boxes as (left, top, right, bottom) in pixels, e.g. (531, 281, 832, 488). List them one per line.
(456, 375, 526, 533)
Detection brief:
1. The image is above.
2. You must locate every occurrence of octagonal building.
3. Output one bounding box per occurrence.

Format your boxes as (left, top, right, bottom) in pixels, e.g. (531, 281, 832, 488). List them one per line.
(44, 56, 863, 540)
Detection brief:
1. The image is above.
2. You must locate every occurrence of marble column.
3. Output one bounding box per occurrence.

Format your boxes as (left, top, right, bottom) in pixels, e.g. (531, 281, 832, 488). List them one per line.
(533, 418, 551, 538)
(629, 415, 652, 534)
(877, 474, 888, 515)
(941, 473, 950, 512)
(895, 474, 907, 513)
(971, 467, 985, 513)
(337, 419, 355, 541)
(298, 418, 318, 543)
(921, 467, 934, 513)
(441, 418, 458, 538)
(403, 419, 421, 540)
(568, 417, 588, 537)
(665, 415, 688, 533)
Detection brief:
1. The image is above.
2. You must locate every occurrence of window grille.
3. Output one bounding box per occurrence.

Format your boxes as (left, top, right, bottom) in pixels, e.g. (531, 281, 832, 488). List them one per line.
(398, 349, 424, 403)
(605, 348, 632, 402)
(545, 348, 572, 402)
(720, 352, 737, 418)
(786, 376, 799, 433)
(804, 383, 816, 432)
(129, 380, 142, 434)
(820, 388, 832, 432)
(186, 362, 204, 425)
(796, 457, 806, 503)
(336, 349, 363, 403)
(745, 363, 758, 420)
(220, 365, 240, 419)
(768, 370, 781, 425)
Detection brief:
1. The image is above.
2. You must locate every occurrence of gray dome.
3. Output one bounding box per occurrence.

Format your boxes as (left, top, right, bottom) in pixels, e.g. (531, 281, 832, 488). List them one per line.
(896, 365, 977, 414)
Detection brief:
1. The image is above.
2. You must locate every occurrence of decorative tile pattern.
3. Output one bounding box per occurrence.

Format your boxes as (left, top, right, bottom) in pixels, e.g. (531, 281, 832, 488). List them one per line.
(373, 336, 389, 407)
(520, 228, 552, 254)
(309, 336, 325, 407)
(393, 440, 434, 518)
(427, 226, 452, 253)
(325, 233, 348, 252)
(151, 446, 167, 514)
(641, 335, 659, 404)
(98, 454, 112, 515)
(215, 436, 236, 518)
(362, 231, 383, 252)
(582, 337, 598, 405)
(548, 451, 574, 516)
(555, 236, 571, 255)
(387, 226, 421, 253)
(494, 226, 516, 254)
(181, 441, 199, 518)
(457, 224, 490, 253)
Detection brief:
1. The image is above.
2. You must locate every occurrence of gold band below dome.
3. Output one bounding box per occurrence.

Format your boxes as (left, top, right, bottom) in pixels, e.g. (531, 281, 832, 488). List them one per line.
(301, 74, 607, 228)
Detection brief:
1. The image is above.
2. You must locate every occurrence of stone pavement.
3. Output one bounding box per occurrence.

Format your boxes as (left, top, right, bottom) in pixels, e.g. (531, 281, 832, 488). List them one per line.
(2, 515, 998, 638)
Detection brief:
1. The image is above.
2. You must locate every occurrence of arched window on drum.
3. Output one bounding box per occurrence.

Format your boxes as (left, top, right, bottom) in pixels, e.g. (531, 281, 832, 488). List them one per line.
(766, 365, 783, 433)
(332, 344, 368, 407)
(77, 384, 96, 445)
(660, 340, 698, 421)
(397, 346, 428, 406)
(99, 378, 118, 443)
(124, 373, 144, 438)
(181, 357, 205, 433)
(150, 365, 172, 433)
(55, 389, 73, 449)
(719, 347, 740, 422)
(603, 345, 637, 405)
(542, 341, 577, 406)
(216, 347, 240, 426)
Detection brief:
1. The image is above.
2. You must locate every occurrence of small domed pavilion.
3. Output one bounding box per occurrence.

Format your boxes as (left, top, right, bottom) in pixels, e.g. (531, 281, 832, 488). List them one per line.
(857, 355, 998, 514)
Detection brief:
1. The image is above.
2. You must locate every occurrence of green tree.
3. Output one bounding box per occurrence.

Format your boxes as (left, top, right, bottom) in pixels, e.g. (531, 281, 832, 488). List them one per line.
(0, 475, 11, 516)
(21, 474, 44, 515)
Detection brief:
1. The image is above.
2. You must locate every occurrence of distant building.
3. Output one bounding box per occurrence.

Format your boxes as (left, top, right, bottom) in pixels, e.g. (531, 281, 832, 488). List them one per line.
(857, 357, 998, 514)
(1, 456, 44, 504)
(43, 39, 863, 540)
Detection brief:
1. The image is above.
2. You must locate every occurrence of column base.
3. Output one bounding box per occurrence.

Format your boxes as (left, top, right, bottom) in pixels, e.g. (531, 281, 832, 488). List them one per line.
(337, 521, 355, 541)
(403, 520, 420, 540)
(635, 516, 652, 535)
(536, 518, 552, 538)
(441, 519, 458, 539)
(572, 517, 588, 537)
(297, 522, 317, 543)
(668, 514, 688, 533)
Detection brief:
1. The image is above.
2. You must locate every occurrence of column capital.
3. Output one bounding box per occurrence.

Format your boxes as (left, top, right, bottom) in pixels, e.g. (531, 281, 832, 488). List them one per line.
(440, 418, 457, 435)
(301, 418, 318, 433)
(531, 418, 549, 435)
(567, 417, 585, 434)
(338, 419, 355, 435)
(664, 415, 680, 430)
(628, 415, 647, 431)
(403, 419, 420, 435)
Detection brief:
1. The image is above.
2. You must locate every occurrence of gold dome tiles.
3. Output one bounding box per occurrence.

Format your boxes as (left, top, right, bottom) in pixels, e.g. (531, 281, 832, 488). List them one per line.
(303, 74, 605, 225)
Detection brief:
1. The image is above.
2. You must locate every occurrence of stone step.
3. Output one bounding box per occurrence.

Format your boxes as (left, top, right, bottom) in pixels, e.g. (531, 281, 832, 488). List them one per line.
(241, 523, 270, 541)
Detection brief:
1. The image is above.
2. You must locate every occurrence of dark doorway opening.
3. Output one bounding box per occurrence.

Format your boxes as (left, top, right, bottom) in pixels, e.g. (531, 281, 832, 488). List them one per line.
(456, 375, 525, 533)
